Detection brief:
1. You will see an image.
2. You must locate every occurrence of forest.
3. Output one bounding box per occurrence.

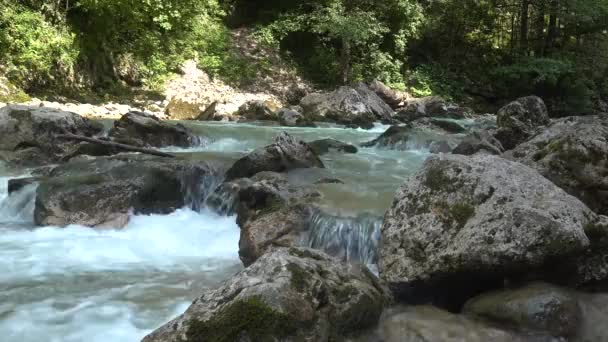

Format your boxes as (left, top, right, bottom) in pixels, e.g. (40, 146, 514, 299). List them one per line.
(1, 0, 608, 114)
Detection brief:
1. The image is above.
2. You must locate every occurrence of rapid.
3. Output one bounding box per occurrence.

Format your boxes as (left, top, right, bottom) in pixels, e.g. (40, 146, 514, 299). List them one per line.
(0, 121, 438, 341)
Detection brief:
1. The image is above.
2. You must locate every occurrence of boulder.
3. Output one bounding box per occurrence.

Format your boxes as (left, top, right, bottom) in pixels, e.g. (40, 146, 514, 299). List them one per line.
(430, 119, 466, 134)
(0, 105, 103, 167)
(238, 100, 279, 121)
(396, 96, 472, 122)
(142, 247, 388, 342)
(505, 115, 608, 216)
(308, 139, 358, 155)
(164, 97, 204, 120)
(300, 83, 394, 129)
(495, 96, 550, 150)
(361, 125, 410, 150)
(453, 130, 505, 156)
(33, 155, 214, 228)
(194, 101, 218, 121)
(429, 140, 453, 154)
(224, 132, 324, 181)
(379, 154, 595, 309)
(277, 107, 315, 127)
(209, 172, 322, 266)
(379, 306, 525, 342)
(109, 111, 201, 148)
(464, 282, 581, 337)
(549, 215, 608, 289)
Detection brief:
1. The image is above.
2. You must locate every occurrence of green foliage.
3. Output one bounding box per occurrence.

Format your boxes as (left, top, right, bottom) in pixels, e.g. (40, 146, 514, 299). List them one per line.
(0, 2, 77, 90)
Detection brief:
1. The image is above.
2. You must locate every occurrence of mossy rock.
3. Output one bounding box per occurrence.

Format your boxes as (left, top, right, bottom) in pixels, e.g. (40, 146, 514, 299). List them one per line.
(186, 297, 297, 342)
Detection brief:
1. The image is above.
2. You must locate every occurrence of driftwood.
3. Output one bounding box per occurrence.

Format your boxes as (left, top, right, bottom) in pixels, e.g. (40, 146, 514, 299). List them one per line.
(56, 133, 176, 158)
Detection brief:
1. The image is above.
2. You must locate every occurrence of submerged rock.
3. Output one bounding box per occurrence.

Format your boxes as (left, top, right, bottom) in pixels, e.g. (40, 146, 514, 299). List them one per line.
(379, 306, 525, 342)
(361, 125, 410, 150)
(109, 111, 200, 148)
(142, 247, 388, 342)
(505, 114, 608, 216)
(453, 130, 504, 155)
(379, 154, 595, 309)
(34, 155, 214, 228)
(308, 138, 358, 155)
(0, 105, 103, 167)
(225, 132, 324, 181)
(429, 119, 466, 134)
(464, 282, 581, 338)
(300, 83, 394, 129)
(495, 96, 550, 150)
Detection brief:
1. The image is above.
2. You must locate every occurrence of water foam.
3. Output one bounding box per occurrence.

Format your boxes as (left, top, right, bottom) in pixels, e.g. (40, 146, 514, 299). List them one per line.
(0, 209, 240, 282)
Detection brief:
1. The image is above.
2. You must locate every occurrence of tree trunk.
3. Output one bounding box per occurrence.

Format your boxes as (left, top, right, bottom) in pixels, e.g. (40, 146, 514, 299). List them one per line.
(520, 0, 530, 54)
(534, 0, 546, 56)
(56, 134, 176, 158)
(340, 38, 351, 85)
(546, 0, 559, 54)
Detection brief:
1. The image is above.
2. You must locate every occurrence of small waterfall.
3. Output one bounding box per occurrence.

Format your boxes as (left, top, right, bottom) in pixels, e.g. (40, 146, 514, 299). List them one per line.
(307, 209, 381, 267)
(0, 179, 37, 223)
(179, 167, 224, 212)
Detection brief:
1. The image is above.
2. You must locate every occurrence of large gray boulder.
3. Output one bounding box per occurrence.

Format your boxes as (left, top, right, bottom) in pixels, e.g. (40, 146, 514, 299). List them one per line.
(225, 132, 324, 181)
(463, 282, 581, 338)
(379, 154, 595, 307)
(0, 105, 103, 167)
(505, 115, 608, 216)
(33, 155, 214, 228)
(495, 96, 550, 150)
(142, 247, 388, 342)
(109, 111, 200, 148)
(300, 83, 394, 129)
(361, 125, 411, 150)
(379, 306, 525, 342)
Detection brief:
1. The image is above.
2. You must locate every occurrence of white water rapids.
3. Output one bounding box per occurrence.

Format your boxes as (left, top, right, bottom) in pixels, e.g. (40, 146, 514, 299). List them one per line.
(0, 121, 458, 341)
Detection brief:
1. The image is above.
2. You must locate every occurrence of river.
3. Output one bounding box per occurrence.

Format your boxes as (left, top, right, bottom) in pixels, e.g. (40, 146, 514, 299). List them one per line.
(0, 121, 448, 341)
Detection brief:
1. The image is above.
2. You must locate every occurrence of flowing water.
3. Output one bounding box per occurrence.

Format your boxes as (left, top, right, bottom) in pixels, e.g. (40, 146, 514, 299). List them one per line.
(0, 121, 450, 341)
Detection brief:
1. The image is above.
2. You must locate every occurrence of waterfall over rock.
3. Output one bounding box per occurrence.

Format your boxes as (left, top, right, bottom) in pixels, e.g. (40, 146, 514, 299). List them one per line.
(307, 209, 381, 268)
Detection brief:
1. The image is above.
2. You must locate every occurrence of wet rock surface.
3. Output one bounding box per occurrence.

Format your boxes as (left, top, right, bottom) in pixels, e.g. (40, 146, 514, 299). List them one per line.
(309, 138, 358, 155)
(33, 155, 215, 228)
(224, 132, 324, 181)
(209, 171, 322, 266)
(109, 111, 201, 148)
(379, 154, 595, 308)
(142, 247, 388, 342)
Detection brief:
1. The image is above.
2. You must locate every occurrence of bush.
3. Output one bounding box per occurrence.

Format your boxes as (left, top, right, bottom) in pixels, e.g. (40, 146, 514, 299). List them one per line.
(0, 3, 77, 91)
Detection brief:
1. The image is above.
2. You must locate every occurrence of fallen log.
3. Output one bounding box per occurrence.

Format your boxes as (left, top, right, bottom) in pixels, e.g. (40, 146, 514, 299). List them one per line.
(56, 133, 176, 158)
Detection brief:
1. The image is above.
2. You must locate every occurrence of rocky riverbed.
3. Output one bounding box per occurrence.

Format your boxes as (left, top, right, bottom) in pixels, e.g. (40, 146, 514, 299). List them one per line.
(0, 87, 607, 341)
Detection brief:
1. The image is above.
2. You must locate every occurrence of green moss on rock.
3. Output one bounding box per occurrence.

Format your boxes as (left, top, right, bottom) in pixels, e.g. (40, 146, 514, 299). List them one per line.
(450, 202, 476, 228)
(287, 262, 310, 292)
(186, 296, 297, 342)
(424, 164, 453, 192)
